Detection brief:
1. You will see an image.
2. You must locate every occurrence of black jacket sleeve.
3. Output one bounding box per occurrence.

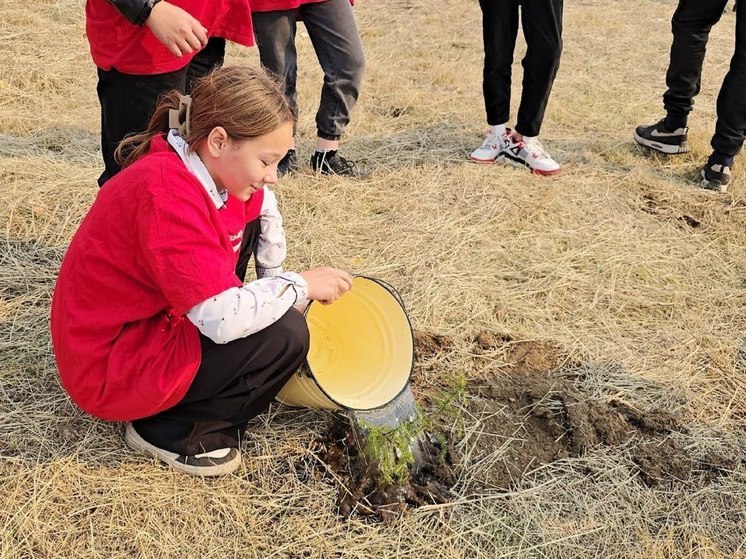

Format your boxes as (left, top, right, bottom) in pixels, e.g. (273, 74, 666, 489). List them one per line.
(107, 0, 151, 25)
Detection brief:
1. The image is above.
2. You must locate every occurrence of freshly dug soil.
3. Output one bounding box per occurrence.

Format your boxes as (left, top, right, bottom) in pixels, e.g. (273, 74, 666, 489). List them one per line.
(314, 331, 737, 520)
(317, 418, 457, 522)
(458, 333, 734, 492)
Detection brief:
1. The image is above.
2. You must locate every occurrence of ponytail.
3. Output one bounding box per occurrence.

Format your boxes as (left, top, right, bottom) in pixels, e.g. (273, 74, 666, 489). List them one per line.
(115, 90, 183, 168)
(115, 66, 296, 169)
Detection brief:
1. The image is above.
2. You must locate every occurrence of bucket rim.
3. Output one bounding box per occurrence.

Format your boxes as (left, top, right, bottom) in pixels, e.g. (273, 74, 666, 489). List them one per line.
(303, 275, 415, 411)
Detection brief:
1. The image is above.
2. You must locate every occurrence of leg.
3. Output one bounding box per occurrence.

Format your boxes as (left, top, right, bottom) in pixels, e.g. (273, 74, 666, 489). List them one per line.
(132, 309, 310, 455)
(299, 0, 365, 141)
(701, 0, 746, 191)
(711, 1, 746, 158)
(185, 37, 227, 92)
(663, 0, 728, 127)
(515, 0, 563, 138)
(253, 10, 300, 175)
(479, 0, 520, 128)
(252, 10, 299, 119)
(96, 67, 186, 186)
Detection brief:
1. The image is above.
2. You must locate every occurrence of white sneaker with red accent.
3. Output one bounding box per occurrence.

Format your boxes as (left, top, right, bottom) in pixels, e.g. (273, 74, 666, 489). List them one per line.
(468, 127, 511, 164)
(503, 134, 561, 176)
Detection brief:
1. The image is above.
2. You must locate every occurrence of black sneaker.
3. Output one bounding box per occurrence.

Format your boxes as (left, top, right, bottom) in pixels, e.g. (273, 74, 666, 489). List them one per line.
(634, 118, 689, 154)
(124, 423, 241, 477)
(277, 149, 297, 176)
(700, 158, 732, 193)
(310, 150, 369, 178)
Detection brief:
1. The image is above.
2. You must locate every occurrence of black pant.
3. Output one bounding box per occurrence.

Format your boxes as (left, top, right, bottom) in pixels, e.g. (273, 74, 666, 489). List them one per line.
(664, 0, 746, 157)
(479, 0, 563, 137)
(132, 221, 310, 455)
(95, 38, 226, 187)
(253, 0, 365, 141)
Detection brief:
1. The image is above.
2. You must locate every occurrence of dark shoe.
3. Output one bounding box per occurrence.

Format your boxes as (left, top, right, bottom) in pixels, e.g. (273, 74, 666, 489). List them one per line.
(310, 150, 369, 178)
(278, 149, 297, 176)
(124, 422, 241, 477)
(634, 118, 689, 154)
(700, 156, 732, 193)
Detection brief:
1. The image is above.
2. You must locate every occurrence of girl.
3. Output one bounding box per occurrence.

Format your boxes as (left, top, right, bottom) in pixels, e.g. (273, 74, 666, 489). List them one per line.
(51, 66, 353, 476)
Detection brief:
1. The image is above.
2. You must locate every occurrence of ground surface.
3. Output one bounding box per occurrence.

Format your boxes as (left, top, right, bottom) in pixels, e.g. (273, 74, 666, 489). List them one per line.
(1, 0, 746, 557)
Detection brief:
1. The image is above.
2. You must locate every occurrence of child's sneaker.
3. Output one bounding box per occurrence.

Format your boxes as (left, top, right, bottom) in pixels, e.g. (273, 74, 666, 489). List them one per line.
(503, 134, 561, 175)
(124, 422, 241, 477)
(634, 118, 689, 154)
(700, 156, 732, 193)
(468, 128, 511, 164)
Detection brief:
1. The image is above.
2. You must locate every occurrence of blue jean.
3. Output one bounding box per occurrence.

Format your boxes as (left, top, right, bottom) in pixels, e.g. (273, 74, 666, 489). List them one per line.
(253, 0, 365, 141)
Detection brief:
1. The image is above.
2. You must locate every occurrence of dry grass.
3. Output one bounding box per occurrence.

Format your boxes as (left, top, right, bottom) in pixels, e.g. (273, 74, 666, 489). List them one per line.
(1, 0, 746, 557)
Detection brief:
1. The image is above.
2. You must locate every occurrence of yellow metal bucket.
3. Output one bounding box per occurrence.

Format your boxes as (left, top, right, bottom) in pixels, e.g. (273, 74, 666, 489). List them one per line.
(276, 276, 414, 411)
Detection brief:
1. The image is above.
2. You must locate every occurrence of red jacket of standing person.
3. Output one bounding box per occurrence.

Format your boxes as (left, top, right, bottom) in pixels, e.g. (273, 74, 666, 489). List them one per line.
(86, 0, 254, 75)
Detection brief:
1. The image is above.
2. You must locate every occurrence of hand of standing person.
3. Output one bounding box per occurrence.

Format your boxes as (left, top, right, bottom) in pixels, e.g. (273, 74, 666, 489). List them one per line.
(300, 267, 353, 305)
(145, 1, 208, 57)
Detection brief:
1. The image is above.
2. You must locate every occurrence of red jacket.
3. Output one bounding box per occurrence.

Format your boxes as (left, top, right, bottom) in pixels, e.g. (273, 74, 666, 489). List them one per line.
(86, 0, 254, 74)
(51, 136, 263, 421)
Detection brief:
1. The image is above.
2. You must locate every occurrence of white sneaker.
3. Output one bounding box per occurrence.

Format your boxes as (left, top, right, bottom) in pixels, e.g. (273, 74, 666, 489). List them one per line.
(503, 134, 561, 176)
(469, 127, 511, 164)
(124, 422, 241, 477)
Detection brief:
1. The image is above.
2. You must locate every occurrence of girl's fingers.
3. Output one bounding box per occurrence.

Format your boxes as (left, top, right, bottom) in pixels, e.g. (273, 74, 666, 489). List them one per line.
(185, 32, 204, 51)
(176, 38, 194, 55)
(168, 43, 184, 57)
(196, 27, 209, 47)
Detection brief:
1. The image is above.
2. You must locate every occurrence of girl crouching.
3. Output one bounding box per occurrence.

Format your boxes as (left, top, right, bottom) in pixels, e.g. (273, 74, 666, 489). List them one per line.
(51, 66, 353, 476)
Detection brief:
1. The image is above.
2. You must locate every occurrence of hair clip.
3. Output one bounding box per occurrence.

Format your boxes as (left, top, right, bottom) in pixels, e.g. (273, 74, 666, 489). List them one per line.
(168, 94, 193, 137)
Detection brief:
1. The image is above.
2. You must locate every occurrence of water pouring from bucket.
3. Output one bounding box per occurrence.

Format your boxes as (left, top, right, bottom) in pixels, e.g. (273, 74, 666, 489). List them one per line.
(276, 276, 429, 483)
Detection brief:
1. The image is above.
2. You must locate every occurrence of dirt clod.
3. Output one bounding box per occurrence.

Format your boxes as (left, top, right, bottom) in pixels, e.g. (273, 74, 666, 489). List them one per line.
(414, 330, 453, 360)
(631, 439, 693, 485)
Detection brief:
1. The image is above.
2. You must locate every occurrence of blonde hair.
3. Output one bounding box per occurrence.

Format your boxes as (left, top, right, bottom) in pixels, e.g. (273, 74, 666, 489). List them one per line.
(116, 65, 296, 167)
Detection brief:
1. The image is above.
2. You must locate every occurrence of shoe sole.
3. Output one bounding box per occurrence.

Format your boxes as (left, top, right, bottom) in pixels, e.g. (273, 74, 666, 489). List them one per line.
(468, 154, 498, 165)
(633, 132, 689, 154)
(124, 423, 241, 477)
(700, 169, 729, 193)
(501, 154, 561, 176)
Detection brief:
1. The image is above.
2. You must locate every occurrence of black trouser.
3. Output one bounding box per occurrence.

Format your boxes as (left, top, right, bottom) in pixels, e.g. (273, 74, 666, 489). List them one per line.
(479, 0, 563, 137)
(95, 38, 226, 187)
(132, 221, 310, 456)
(664, 0, 746, 157)
(252, 0, 365, 141)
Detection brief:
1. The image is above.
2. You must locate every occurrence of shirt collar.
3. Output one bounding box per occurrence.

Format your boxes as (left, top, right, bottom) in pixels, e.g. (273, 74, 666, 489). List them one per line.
(167, 130, 228, 210)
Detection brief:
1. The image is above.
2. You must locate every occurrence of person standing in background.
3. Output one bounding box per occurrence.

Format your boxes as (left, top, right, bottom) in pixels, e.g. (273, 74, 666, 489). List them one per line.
(469, 0, 563, 176)
(251, 0, 367, 177)
(634, 0, 745, 193)
(87, 0, 254, 186)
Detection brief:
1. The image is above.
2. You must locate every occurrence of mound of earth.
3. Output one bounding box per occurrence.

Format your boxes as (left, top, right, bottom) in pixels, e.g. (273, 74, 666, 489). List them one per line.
(314, 333, 736, 520)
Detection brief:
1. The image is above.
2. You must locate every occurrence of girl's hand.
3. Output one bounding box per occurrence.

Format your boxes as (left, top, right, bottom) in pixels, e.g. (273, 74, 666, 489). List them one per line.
(145, 2, 208, 57)
(300, 267, 354, 305)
